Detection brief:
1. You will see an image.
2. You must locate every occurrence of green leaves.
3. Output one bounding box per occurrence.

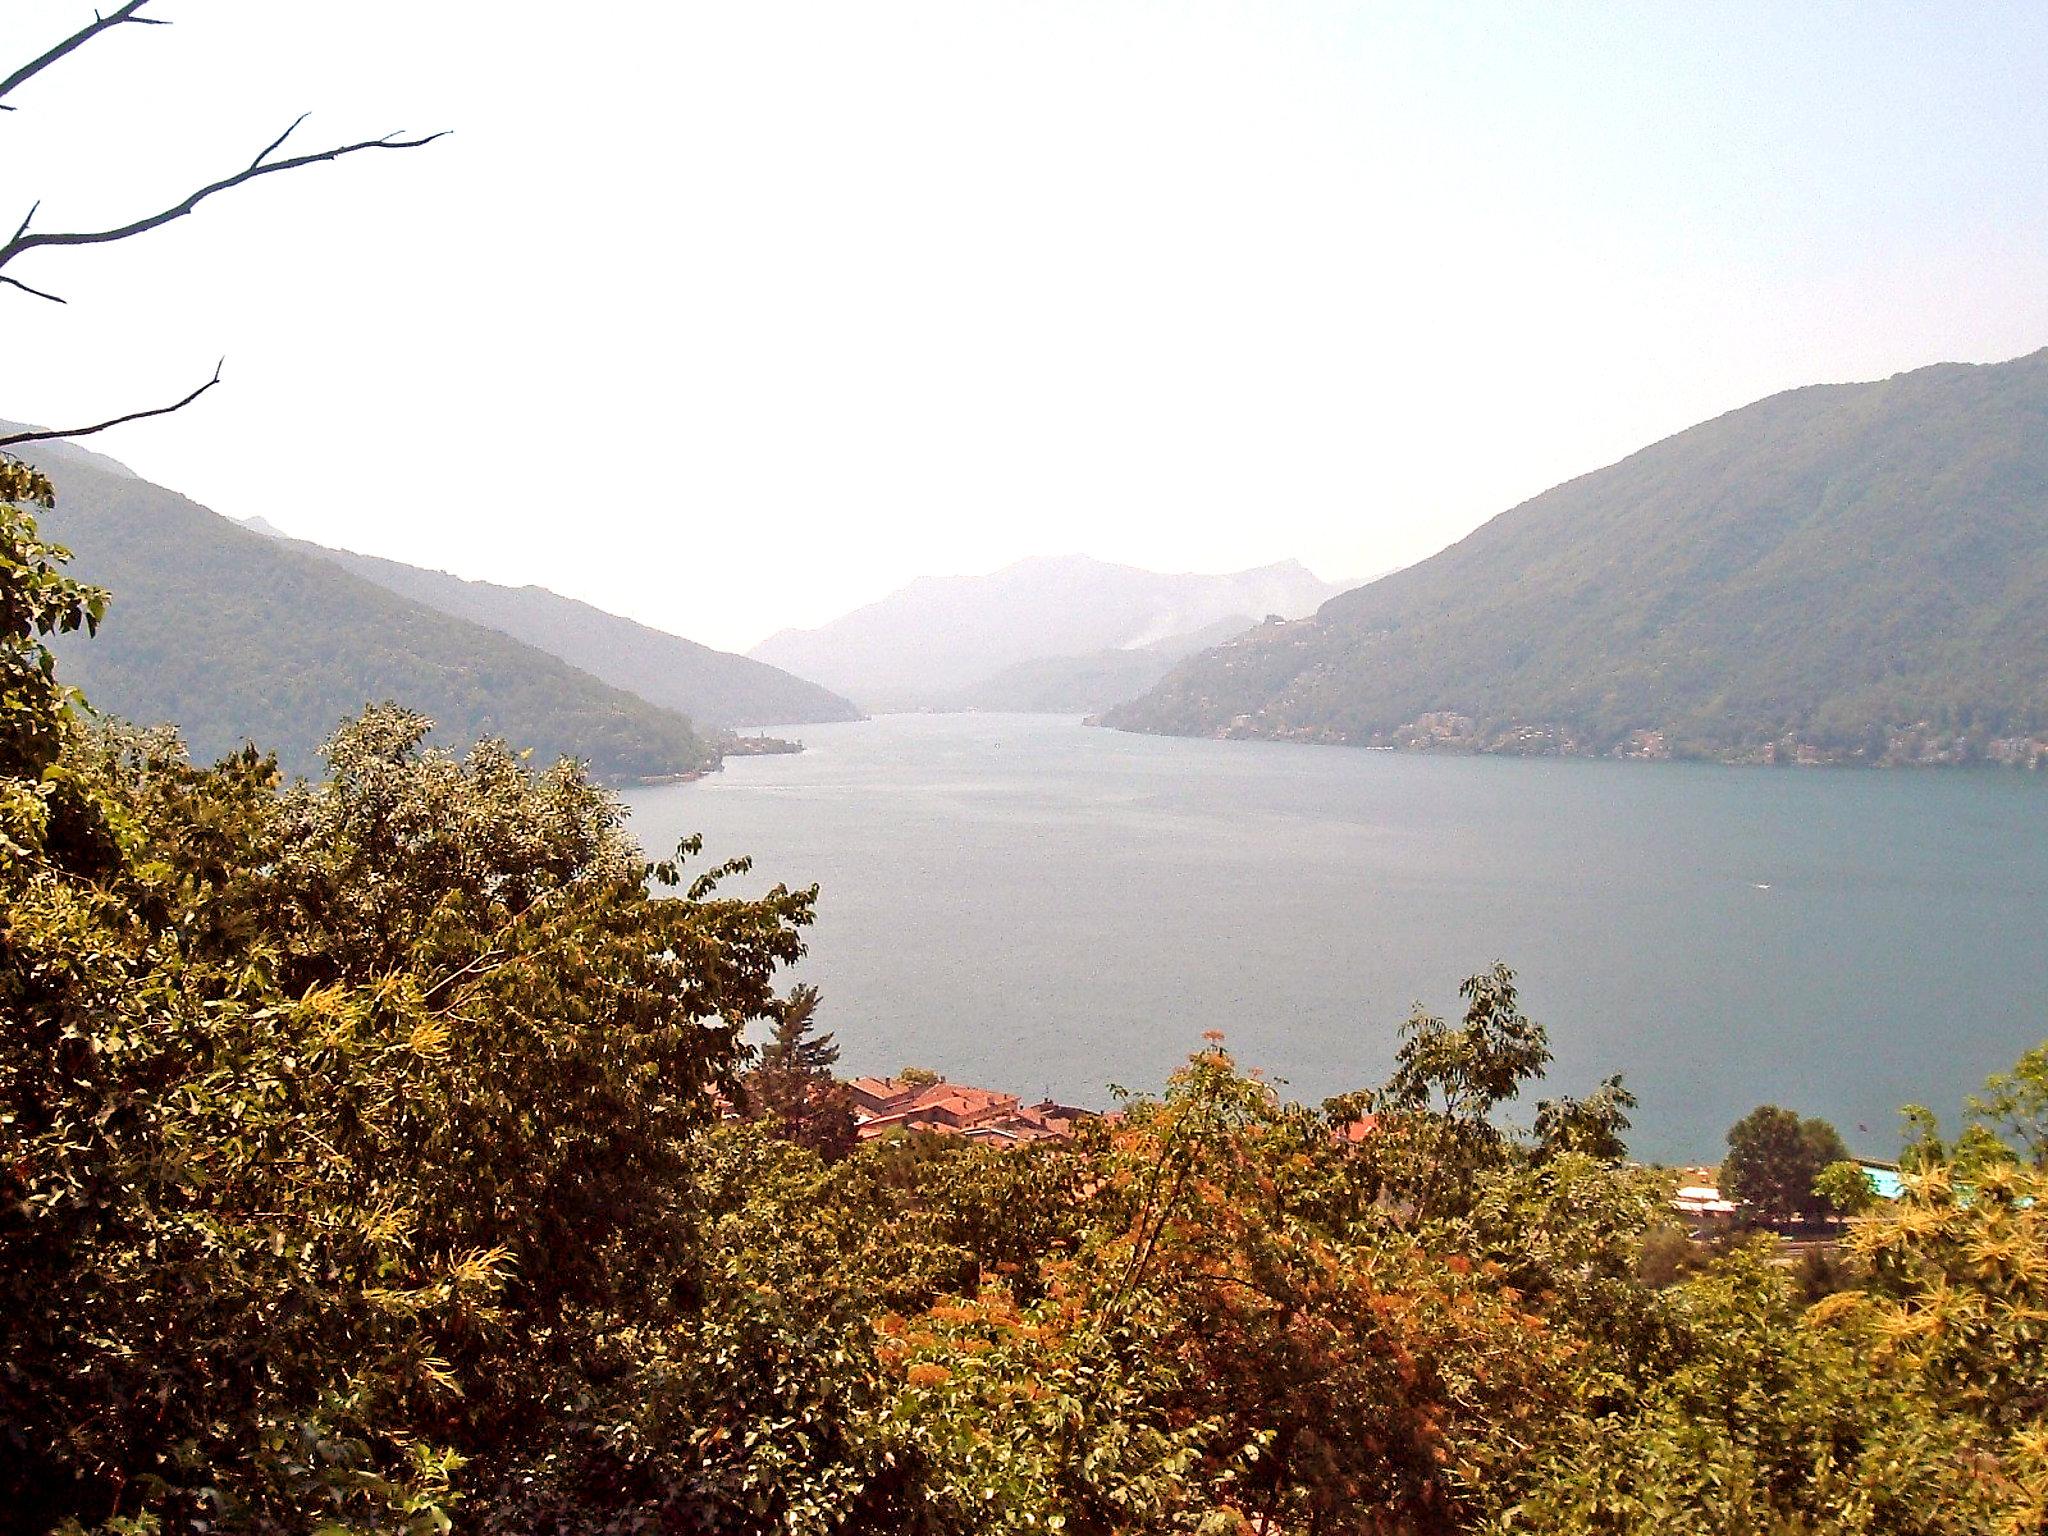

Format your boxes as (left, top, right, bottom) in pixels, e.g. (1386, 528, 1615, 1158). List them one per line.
(2, 672, 814, 1531)
(16, 466, 2048, 1535)
(1722, 1105, 1852, 1223)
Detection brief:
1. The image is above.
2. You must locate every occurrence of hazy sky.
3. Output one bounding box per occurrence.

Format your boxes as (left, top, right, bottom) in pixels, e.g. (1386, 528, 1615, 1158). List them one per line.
(9, 2, 2048, 651)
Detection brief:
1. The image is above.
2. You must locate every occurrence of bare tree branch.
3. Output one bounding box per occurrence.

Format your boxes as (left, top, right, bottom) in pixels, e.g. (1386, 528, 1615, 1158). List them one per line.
(0, 274, 65, 303)
(0, 17, 445, 452)
(0, 359, 222, 448)
(0, 118, 449, 276)
(0, 1, 166, 113)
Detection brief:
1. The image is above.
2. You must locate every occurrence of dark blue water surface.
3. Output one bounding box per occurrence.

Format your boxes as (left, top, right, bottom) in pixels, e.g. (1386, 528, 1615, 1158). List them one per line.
(624, 713, 2048, 1164)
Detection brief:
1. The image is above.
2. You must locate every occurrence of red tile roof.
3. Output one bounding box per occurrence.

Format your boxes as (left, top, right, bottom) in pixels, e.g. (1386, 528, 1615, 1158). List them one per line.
(849, 1077, 1088, 1144)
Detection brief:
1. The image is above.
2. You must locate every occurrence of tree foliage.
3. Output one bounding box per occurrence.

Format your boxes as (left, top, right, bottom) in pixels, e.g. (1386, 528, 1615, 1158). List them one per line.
(746, 982, 858, 1161)
(1, 482, 818, 1532)
(1970, 1042, 2048, 1169)
(1723, 1103, 1853, 1223)
(11, 473, 2048, 1531)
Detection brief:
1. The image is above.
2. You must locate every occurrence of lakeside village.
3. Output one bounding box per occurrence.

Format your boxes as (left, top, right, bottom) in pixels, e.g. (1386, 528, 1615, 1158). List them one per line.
(751, 1069, 1904, 1236)
(1292, 710, 2048, 768)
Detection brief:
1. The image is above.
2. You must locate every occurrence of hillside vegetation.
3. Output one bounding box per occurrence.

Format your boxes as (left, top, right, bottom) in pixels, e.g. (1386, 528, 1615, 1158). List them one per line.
(278, 537, 861, 727)
(1107, 350, 2048, 765)
(10, 470, 2048, 1534)
(17, 435, 712, 780)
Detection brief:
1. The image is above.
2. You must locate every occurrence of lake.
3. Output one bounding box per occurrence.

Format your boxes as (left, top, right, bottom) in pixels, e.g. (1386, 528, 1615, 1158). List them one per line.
(624, 713, 2048, 1164)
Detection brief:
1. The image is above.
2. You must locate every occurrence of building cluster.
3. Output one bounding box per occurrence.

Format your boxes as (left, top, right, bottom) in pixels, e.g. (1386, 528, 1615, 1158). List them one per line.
(1671, 1176, 1741, 1225)
(1668, 1161, 1902, 1231)
(846, 1075, 1091, 1146)
(1616, 728, 1671, 761)
(1405, 711, 1478, 745)
(1986, 735, 2048, 770)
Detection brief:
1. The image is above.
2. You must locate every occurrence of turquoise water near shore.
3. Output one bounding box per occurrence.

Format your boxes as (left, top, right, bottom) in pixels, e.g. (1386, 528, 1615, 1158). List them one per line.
(623, 713, 2048, 1164)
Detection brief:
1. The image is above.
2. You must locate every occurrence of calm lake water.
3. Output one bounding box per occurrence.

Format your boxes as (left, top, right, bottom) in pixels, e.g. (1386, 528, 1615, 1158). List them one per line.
(623, 713, 2048, 1164)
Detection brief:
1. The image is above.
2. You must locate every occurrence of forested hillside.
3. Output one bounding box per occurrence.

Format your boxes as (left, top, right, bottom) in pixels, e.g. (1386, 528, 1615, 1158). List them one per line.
(11, 464, 2048, 1534)
(16, 434, 712, 780)
(1107, 349, 2048, 765)
(278, 537, 862, 727)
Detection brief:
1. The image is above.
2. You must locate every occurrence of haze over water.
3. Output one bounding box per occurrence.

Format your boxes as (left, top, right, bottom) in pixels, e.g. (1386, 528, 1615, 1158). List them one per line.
(625, 713, 2048, 1164)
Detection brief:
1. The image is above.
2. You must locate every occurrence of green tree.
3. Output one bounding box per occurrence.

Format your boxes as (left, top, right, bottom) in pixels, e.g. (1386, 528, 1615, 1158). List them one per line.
(1340, 962, 1560, 1219)
(0, 463, 99, 778)
(1376, 961, 1553, 1132)
(761, 981, 839, 1075)
(1970, 1040, 2048, 1167)
(0, 474, 821, 1534)
(1535, 1072, 1639, 1161)
(1721, 1104, 1852, 1223)
(748, 982, 858, 1161)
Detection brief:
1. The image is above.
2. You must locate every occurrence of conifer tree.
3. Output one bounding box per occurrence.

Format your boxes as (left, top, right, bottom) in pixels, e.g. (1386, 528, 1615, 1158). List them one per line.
(748, 982, 857, 1161)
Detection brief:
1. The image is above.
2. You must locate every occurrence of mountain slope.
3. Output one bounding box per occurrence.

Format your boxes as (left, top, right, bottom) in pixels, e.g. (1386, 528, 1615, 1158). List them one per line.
(1105, 349, 2048, 764)
(751, 554, 1343, 711)
(941, 615, 1258, 715)
(16, 435, 713, 780)
(274, 539, 860, 728)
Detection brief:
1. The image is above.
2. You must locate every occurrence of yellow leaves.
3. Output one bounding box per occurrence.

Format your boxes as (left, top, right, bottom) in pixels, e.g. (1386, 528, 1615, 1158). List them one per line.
(1804, 1289, 1869, 1328)
(1869, 1302, 1944, 1353)
(405, 1015, 450, 1059)
(357, 1201, 416, 1248)
(0, 458, 56, 508)
(1965, 1228, 2032, 1281)
(448, 1244, 513, 1290)
(2010, 1424, 2048, 1467)
(1905, 1164, 1958, 1205)
(359, 1245, 512, 1317)
(1875, 1201, 1950, 1244)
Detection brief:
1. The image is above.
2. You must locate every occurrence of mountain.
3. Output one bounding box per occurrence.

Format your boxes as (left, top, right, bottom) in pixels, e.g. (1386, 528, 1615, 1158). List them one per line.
(941, 615, 1257, 715)
(1104, 349, 2048, 766)
(15, 433, 714, 781)
(268, 537, 861, 729)
(750, 555, 1345, 711)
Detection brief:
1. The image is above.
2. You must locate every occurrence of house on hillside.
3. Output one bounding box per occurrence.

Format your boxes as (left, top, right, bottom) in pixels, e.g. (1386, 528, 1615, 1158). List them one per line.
(847, 1075, 1088, 1144)
(1671, 1181, 1739, 1229)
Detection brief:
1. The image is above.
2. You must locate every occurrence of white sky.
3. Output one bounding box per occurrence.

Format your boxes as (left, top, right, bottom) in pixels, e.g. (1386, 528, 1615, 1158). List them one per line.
(8, 1, 2048, 651)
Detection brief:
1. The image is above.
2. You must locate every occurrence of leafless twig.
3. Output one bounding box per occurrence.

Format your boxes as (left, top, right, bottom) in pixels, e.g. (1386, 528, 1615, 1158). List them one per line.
(0, 273, 64, 303)
(0, 11, 445, 449)
(0, 358, 223, 448)
(0, 117, 449, 283)
(0, 0, 165, 113)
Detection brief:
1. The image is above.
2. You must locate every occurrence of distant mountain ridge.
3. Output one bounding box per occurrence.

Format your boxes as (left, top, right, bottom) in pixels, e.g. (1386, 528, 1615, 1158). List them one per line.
(11, 431, 713, 781)
(940, 615, 1258, 715)
(1105, 348, 2048, 767)
(751, 554, 1345, 712)
(268, 535, 861, 729)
